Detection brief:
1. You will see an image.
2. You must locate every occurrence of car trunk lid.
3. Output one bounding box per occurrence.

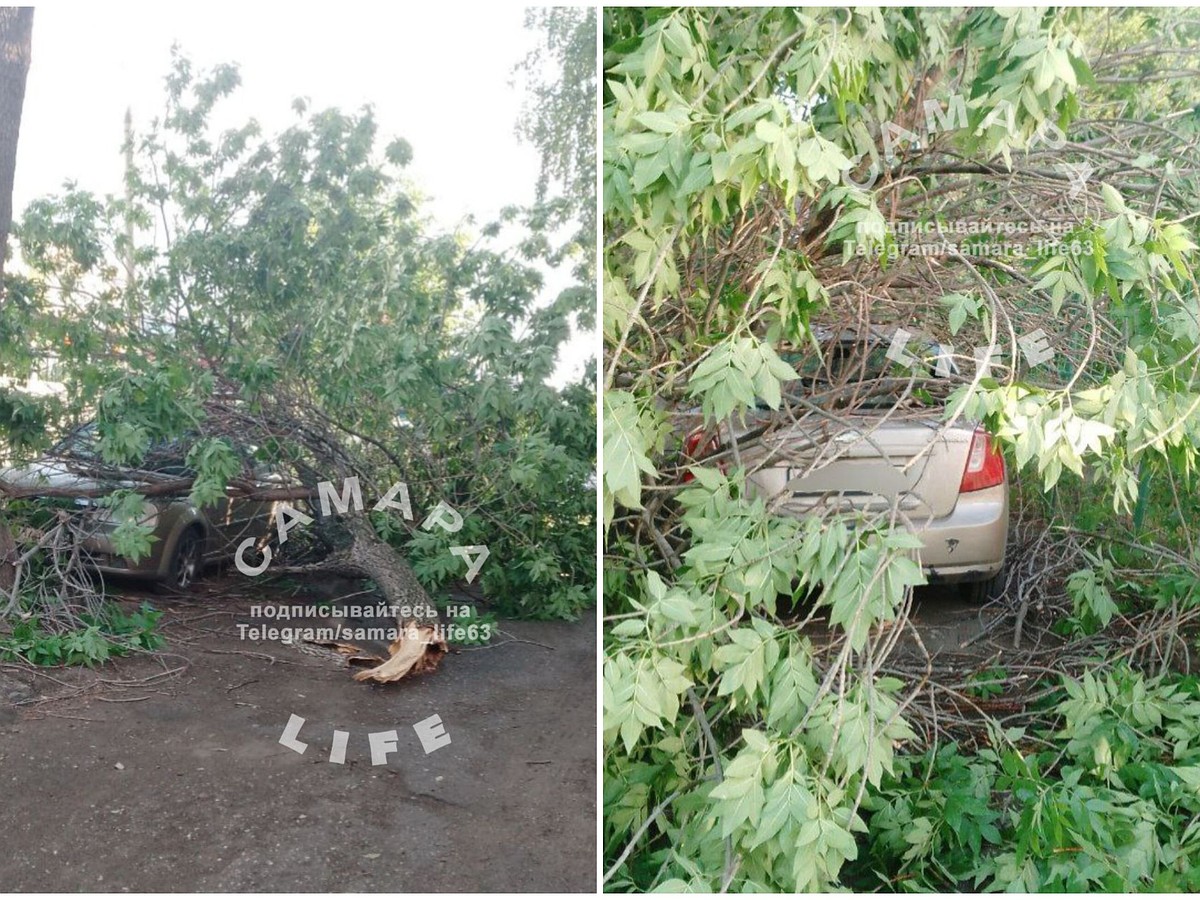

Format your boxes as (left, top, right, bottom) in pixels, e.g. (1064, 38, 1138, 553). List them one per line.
(743, 417, 975, 520)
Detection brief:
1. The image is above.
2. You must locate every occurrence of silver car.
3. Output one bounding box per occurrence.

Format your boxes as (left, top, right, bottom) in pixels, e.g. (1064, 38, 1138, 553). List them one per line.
(684, 327, 1008, 601)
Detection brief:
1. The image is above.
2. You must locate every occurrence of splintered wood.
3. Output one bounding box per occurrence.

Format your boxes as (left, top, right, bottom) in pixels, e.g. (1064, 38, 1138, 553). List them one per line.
(351, 625, 448, 683)
(304, 623, 448, 684)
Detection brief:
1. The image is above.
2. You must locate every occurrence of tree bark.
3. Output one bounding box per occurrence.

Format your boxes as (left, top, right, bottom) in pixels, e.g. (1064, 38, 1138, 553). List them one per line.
(0, 7, 33, 594)
(267, 516, 436, 624)
(0, 6, 34, 293)
(342, 515, 435, 620)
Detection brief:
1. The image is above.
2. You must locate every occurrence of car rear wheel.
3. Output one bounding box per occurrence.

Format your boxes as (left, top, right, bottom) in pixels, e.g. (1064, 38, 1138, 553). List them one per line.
(963, 566, 1006, 604)
(163, 526, 204, 592)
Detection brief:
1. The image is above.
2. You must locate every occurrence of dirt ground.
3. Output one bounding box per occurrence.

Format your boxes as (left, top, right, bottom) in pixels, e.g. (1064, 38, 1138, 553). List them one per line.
(900, 581, 1064, 657)
(796, 577, 1059, 678)
(0, 576, 596, 892)
(903, 583, 1003, 654)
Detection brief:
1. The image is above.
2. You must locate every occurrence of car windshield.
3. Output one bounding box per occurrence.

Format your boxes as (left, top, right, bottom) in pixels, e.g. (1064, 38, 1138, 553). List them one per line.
(52, 424, 100, 460)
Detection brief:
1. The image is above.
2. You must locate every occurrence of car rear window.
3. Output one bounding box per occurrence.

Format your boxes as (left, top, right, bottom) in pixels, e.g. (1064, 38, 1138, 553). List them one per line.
(778, 339, 955, 410)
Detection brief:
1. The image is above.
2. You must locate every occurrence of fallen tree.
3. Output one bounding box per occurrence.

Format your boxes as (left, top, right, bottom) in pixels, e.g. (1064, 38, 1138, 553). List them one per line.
(0, 50, 595, 659)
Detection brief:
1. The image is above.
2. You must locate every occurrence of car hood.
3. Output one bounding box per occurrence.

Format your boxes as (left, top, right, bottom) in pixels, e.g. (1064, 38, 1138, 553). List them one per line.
(0, 457, 135, 494)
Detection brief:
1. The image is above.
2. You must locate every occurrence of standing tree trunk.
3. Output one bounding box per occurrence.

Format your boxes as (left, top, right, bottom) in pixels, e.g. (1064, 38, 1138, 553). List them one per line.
(0, 7, 32, 594)
(0, 6, 34, 296)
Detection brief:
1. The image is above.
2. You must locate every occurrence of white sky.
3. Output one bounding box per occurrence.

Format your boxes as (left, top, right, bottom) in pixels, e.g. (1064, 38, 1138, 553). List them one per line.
(13, 1, 592, 383)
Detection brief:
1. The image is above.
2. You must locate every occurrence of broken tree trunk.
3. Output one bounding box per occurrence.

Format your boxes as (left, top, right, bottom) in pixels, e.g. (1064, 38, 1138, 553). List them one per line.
(278, 515, 436, 618)
(339, 518, 445, 683)
(341, 516, 436, 622)
(275, 514, 446, 683)
(351, 624, 448, 683)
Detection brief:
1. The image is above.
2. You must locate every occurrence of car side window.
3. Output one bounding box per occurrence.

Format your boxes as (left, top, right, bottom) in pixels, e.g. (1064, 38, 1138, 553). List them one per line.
(142, 436, 196, 477)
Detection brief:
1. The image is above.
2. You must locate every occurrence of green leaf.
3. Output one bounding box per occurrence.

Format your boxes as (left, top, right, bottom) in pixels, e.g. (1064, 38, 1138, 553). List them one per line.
(635, 109, 688, 134)
(602, 390, 659, 519)
(612, 618, 645, 637)
(1101, 183, 1126, 214)
(755, 119, 782, 142)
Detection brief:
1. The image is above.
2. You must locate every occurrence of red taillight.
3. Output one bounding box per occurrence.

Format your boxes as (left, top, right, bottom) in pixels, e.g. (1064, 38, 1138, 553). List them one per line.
(681, 430, 721, 483)
(959, 427, 1005, 493)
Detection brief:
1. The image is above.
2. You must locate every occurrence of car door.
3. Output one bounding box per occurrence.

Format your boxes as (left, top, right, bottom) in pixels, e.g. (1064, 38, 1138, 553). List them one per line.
(205, 447, 280, 559)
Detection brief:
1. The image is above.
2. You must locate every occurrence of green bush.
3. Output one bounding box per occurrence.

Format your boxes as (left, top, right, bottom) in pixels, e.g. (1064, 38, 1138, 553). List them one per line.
(851, 668, 1200, 891)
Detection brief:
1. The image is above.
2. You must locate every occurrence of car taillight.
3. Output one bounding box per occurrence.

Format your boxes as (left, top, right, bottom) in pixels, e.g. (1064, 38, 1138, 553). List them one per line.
(681, 430, 721, 483)
(959, 427, 1005, 493)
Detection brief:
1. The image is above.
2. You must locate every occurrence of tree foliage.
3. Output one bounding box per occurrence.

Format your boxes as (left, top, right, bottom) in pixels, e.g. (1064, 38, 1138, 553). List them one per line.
(515, 5, 598, 287)
(603, 6, 1200, 891)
